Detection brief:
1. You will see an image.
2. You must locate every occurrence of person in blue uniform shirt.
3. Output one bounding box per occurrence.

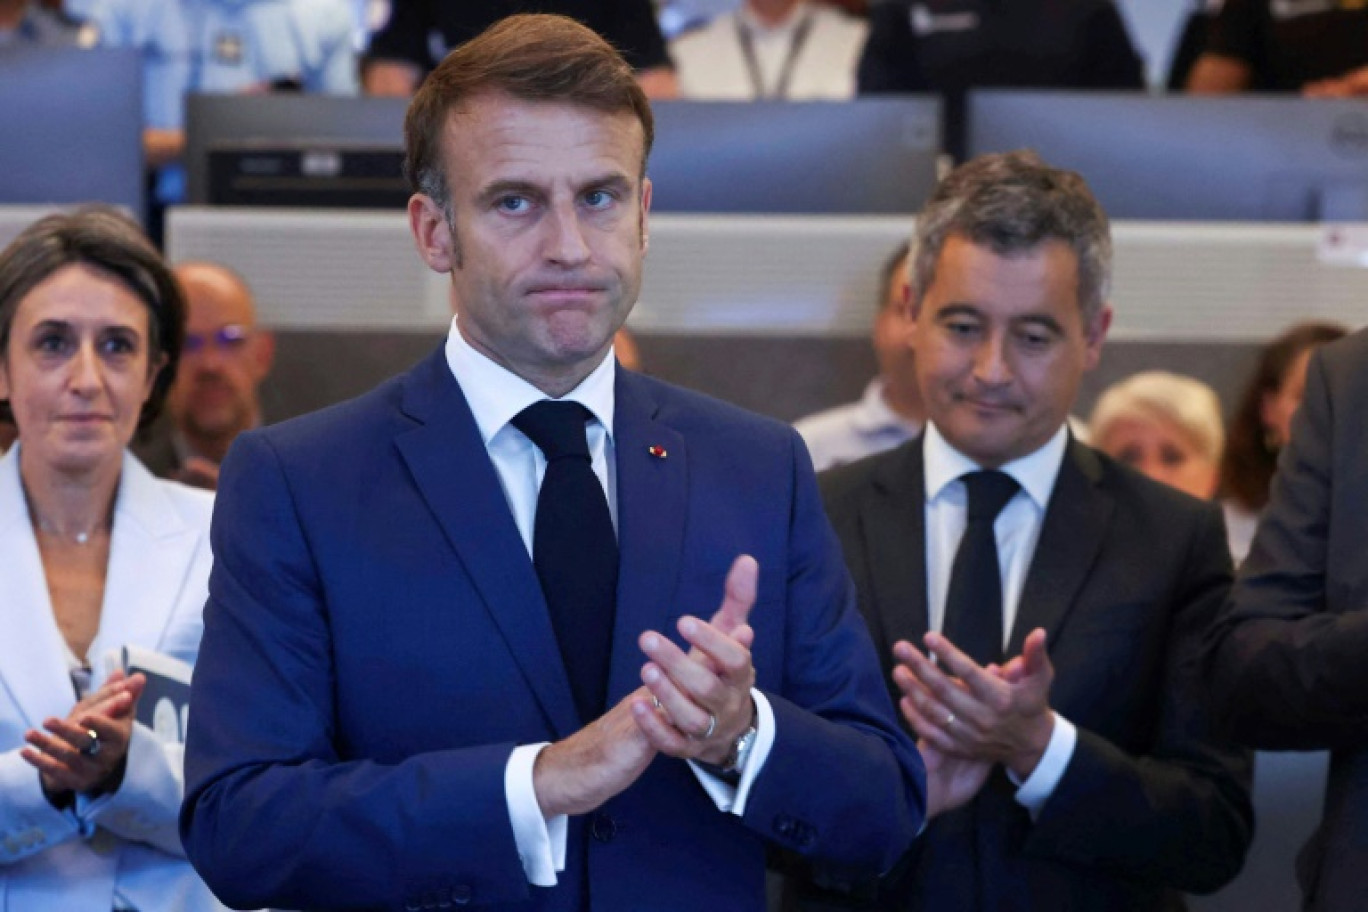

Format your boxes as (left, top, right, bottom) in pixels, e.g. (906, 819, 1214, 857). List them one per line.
(0, 0, 89, 47)
(73, 0, 358, 201)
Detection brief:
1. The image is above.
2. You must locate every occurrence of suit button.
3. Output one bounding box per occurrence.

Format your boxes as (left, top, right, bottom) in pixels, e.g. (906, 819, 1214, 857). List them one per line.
(452, 884, 473, 906)
(403, 901, 420, 912)
(591, 812, 617, 842)
(774, 814, 795, 837)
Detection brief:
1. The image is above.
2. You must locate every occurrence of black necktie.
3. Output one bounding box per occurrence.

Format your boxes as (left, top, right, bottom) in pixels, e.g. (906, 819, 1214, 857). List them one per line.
(941, 470, 1020, 667)
(512, 401, 618, 724)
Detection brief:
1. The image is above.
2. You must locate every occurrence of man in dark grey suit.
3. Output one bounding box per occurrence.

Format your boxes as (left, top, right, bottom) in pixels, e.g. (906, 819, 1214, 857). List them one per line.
(803, 151, 1253, 910)
(1206, 327, 1368, 912)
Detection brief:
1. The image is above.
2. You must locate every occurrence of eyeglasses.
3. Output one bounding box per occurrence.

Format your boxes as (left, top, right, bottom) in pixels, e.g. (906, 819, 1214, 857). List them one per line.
(182, 324, 252, 355)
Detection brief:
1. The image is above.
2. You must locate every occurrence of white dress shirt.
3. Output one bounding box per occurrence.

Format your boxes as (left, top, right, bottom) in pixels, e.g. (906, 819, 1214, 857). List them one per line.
(794, 378, 923, 472)
(443, 320, 775, 885)
(671, 0, 867, 100)
(921, 422, 1078, 816)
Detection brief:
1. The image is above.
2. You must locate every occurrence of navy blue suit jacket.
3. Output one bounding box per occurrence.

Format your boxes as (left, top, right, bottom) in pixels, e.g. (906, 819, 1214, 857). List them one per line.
(180, 348, 926, 911)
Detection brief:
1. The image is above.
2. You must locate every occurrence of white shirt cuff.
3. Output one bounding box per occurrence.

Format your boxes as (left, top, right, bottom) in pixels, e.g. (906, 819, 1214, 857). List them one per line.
(1009, 713, 1077, 819)
(688, 688, 775, 816)
(505, 742, 566, 887)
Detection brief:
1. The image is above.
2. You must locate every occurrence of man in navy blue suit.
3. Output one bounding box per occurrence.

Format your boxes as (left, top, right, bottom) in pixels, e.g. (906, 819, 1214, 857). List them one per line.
(179, 13, 926, 912)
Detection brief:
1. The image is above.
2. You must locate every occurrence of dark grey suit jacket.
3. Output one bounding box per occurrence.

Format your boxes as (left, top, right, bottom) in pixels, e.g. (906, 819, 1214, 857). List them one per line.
(1206, 327, 1368, 912)
(807, 435, 1253, 911)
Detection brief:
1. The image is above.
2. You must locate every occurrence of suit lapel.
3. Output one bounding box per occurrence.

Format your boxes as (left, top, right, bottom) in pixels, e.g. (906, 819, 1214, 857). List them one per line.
(865, 440, 931, 658)
(609, 371, 687, 706)
(394, 350, 580, 739)
(89, 454, 197, 672)
(0, 447, 86, 726)
(1007, 438, 1112, 655)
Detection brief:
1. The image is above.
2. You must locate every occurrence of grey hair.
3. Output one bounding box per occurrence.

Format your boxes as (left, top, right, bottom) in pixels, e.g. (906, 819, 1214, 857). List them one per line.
(1090, 370, 1225, 463)
(908, 150, 1112, 321)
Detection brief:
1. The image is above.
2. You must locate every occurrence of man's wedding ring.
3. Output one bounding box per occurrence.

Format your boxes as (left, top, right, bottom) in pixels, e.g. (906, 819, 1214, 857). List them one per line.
(697, 713, 717, 739)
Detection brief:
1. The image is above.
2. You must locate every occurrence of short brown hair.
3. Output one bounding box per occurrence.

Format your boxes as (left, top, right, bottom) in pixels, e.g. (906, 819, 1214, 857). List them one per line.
(0, 207, 185, 429)
(404, 13, 655, 209)
(910, 150, 1112, 321)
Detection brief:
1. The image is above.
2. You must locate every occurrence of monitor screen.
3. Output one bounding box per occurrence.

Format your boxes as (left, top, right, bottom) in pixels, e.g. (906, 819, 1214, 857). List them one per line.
(188, 96, 943, 216)
(647, 99, 942, 214)
(186, 94, 408, 205)
(968, 91, 1368, 222)
(206, 146, 409, 209)
(0, 47, 143, 218)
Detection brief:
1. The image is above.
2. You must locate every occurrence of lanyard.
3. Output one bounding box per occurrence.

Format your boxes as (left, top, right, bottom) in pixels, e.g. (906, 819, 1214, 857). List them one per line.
(734, 9, 816, 100)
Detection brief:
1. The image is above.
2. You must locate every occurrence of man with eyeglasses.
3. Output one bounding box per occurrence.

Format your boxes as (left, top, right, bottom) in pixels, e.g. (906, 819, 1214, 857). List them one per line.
(135, 261, 274, 489)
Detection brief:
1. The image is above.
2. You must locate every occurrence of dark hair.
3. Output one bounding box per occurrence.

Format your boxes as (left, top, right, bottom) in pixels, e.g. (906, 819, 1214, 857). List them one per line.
(0, 207, 186, 429)
(1219, 321, 1348, 511)
(404, 13, 655, 211)
(910, 150, 1111, 321)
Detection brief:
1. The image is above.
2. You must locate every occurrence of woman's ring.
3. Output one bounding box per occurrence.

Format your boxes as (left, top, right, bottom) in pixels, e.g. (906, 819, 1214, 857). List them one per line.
(80, 729, 101, 757)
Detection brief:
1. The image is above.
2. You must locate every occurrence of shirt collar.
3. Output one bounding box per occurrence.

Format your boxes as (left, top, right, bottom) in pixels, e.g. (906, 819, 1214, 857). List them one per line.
(923, 421, 1069, 511)
(443, 317, 617, 445)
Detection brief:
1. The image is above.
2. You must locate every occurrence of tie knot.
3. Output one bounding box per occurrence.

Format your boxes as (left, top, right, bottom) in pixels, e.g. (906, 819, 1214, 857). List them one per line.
(512, 400, 593, 461)
(961, 470, 1019, 522)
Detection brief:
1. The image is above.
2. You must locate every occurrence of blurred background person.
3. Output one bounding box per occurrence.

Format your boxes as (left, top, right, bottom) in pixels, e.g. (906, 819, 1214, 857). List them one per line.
(70, 0, 358, 237)
(1218, 321, 1348, 563)
(670, 0, 867, 99)
(361, 0, 678, 97)
(857, 0, 1144, 154)
(795, 241, 924, 471)
(74, 0, 358, 169)
(134, 262, 274, 491)
(0, 0, 86, 46)
(1185, 0, 1368, 95)
(0, 209, 222, 911)
(1205, 326, 1368, 912)
(1090, 370, 1224, 501)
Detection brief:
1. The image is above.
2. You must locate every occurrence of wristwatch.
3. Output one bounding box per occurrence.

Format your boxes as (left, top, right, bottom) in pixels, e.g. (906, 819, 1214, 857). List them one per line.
(723, 723, 758, 774)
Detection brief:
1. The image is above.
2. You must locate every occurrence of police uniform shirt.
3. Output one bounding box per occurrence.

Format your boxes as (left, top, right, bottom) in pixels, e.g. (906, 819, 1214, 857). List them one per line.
(77, 0, 358, 130)
(0, 4, 86, 48)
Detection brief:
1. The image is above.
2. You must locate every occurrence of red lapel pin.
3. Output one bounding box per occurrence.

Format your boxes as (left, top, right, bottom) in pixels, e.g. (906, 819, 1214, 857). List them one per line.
(647, 445, 667, 459)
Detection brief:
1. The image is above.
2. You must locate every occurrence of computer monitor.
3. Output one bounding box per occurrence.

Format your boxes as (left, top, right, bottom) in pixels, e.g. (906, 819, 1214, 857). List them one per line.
(189, 96, 943, 215)
(968, 91, 1368, 221)
(647, 99, 942, 214)
(186, 94, 408, 205)
(205, 146, 410, 209)
(0, 47, 143, 218)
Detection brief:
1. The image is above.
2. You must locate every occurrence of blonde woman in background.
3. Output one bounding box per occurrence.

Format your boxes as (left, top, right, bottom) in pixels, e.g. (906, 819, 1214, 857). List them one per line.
(1091, 370, 1224, 502)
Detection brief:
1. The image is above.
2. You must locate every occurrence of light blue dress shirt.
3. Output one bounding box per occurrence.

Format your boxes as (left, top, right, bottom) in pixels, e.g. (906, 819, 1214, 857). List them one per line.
(76, 0, 358, 130)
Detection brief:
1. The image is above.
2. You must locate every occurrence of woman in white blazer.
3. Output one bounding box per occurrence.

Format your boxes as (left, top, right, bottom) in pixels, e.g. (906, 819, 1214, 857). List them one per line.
(0, 209, 225, 912)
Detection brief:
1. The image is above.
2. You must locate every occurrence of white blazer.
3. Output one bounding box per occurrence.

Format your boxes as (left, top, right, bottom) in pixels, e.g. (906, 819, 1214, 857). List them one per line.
(0, 446, 226, 912)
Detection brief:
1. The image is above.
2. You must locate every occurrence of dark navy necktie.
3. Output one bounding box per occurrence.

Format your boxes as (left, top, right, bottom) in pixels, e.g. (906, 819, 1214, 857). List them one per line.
(942, 470, 1020, 667)
(512, 400, 618, 723)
